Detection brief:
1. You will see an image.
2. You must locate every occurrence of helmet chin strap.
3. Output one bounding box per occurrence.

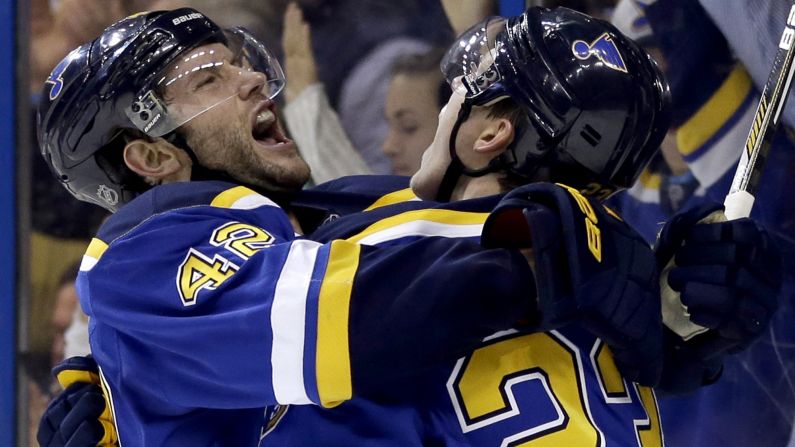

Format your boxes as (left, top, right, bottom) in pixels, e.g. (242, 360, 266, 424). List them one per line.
(435, 101, 508, 202)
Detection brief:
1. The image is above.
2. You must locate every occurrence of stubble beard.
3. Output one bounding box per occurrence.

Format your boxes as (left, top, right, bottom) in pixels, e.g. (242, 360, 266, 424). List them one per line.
(188, 121, 311, 193)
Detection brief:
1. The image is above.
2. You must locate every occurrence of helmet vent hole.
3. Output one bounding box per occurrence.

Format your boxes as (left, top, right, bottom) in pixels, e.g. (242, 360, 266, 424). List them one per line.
(580, 125, 602, 147)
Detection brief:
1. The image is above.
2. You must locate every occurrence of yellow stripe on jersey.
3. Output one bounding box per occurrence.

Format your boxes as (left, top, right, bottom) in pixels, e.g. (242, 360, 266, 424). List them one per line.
(363, 188, 418, 211)
(98, 367, 120, 445)
(316, 240, 360, 408)
(211, 186, 259, 208)
(677, 65, 753, 155)
(637, 169, 662, 190)
(346, 209, 488, 244)
(85, 238, 109, 261)
(212, 186, 280, 210)
(81, 238, 110, 272)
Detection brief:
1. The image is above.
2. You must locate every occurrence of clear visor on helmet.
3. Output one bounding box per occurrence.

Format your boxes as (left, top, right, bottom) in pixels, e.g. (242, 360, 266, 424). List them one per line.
(125, 27, 285, 137)
(441, 16, 508, 103)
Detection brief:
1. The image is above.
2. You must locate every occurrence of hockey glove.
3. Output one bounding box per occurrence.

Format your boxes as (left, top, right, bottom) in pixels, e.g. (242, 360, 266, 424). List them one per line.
(38, 356, 118, 447)
(483, 183, 662, 386)
(655, 203, 782, 392)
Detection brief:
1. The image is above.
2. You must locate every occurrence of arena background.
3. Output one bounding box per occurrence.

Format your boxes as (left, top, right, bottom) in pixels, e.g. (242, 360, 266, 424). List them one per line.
(1, 0, 19, 446)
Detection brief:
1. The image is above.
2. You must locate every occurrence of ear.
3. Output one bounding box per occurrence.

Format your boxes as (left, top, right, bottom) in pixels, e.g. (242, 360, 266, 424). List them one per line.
(123, 138, 192, 183)
(472, 118, 515, 156)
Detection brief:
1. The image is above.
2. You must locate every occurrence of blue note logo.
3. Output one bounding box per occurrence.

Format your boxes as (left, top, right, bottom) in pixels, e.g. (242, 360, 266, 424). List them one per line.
(572, 33, 628, 73)
(45, 58, 72, 100)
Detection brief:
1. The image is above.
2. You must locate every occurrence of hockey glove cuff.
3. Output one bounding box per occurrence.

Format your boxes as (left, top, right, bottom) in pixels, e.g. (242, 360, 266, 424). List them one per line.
(38, 356, 118, 447)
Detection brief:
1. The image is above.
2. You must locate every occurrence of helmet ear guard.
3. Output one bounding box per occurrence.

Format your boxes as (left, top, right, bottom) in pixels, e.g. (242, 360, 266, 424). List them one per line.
(437, 6, 671, 200)
(37, 8, 286, 212)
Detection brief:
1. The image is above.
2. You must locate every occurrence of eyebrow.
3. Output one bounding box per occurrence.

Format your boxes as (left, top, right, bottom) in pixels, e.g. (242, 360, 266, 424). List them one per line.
(390, 110, 421, 121)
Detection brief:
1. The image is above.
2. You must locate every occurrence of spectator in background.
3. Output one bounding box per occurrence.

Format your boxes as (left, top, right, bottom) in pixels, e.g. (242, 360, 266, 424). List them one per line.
(382, 48, 450, 176)
(298, 0, 453, 174)
(606, 0, 702, 243)
(281, 2, 372, 184)
(50, 263, 80, 367)
(50, 262, 90, 366)
(698, 0, 795, 134)
(440, 0, 496, 36)
(280, 5, 451, 181)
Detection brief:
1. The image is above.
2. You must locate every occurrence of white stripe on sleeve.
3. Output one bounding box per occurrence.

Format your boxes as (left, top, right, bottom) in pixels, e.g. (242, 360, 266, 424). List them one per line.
(356, 221, 483, 246)
(229, 193, 280, 210)
(270, 239, 322, 405)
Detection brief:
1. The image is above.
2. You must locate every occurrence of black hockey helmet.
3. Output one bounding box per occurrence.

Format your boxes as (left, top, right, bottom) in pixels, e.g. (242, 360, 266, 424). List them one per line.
(437, 6, 671, 200)
(37, 8, 286, 211)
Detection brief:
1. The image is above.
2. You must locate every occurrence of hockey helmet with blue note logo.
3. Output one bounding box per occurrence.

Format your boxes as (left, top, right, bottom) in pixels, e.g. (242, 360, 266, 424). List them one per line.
(38, 8, 286, 211)
(436, 6, 671, 200)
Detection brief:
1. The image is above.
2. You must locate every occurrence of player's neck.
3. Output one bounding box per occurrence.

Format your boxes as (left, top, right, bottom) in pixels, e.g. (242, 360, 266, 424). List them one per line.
(286, 211, 304, 235)
(451, 173, 505, 200)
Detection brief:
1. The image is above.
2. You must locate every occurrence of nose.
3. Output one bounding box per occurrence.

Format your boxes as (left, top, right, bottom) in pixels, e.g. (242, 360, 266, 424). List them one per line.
(238, 70, 268, 100)
(382, 131, 400, 157)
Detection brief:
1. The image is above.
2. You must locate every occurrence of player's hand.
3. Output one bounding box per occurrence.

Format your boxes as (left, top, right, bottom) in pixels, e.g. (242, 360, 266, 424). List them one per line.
(655, 203, 782, 392)
(38, 356, 118, 447)
(483, 182, 663, 386)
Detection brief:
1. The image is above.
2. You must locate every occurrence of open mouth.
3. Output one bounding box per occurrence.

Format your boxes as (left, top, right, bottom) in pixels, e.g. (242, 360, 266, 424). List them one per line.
(252, 108, 291, 147)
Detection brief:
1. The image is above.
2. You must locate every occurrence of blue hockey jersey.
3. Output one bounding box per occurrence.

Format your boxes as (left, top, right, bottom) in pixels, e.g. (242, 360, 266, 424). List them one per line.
(78, 178, 536, 446)
(257, 179, 663, 447)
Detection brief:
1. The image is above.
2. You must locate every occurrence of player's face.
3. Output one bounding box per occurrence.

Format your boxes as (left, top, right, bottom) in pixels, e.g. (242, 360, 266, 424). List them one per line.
(163, 43, 310, 191)
(383, 71, 441, 176)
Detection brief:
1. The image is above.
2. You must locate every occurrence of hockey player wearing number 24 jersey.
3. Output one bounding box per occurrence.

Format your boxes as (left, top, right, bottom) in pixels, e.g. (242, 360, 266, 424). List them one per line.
(260, 8, 778, 446)
(262, 8, 674, 446)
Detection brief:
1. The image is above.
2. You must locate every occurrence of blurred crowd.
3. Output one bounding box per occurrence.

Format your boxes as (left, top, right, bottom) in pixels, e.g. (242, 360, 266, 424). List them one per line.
(21, 0, 795, 446)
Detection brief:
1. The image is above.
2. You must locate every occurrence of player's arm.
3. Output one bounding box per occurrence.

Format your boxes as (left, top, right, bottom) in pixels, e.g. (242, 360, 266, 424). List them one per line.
(482, 182, 664, 386)
(83, 204, 537, 411)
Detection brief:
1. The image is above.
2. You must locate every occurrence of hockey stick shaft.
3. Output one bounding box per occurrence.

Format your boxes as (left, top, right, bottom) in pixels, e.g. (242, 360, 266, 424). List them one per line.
(724, 2, 795, 220)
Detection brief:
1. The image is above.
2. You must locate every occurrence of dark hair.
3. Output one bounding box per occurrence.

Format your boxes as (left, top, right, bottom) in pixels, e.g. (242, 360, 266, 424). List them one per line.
(390, 47, 451, 108)
(95, 129, 158, 194)
(486, 98, 525, 126)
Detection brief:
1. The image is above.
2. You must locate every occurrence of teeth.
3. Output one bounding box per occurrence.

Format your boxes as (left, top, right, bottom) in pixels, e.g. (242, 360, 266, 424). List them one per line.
(256, 110, 275, 127)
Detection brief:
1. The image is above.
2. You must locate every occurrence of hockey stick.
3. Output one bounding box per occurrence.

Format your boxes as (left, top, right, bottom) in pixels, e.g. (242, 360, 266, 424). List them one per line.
(663, 4, 795, 339)
(723, 2, 795, 219)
